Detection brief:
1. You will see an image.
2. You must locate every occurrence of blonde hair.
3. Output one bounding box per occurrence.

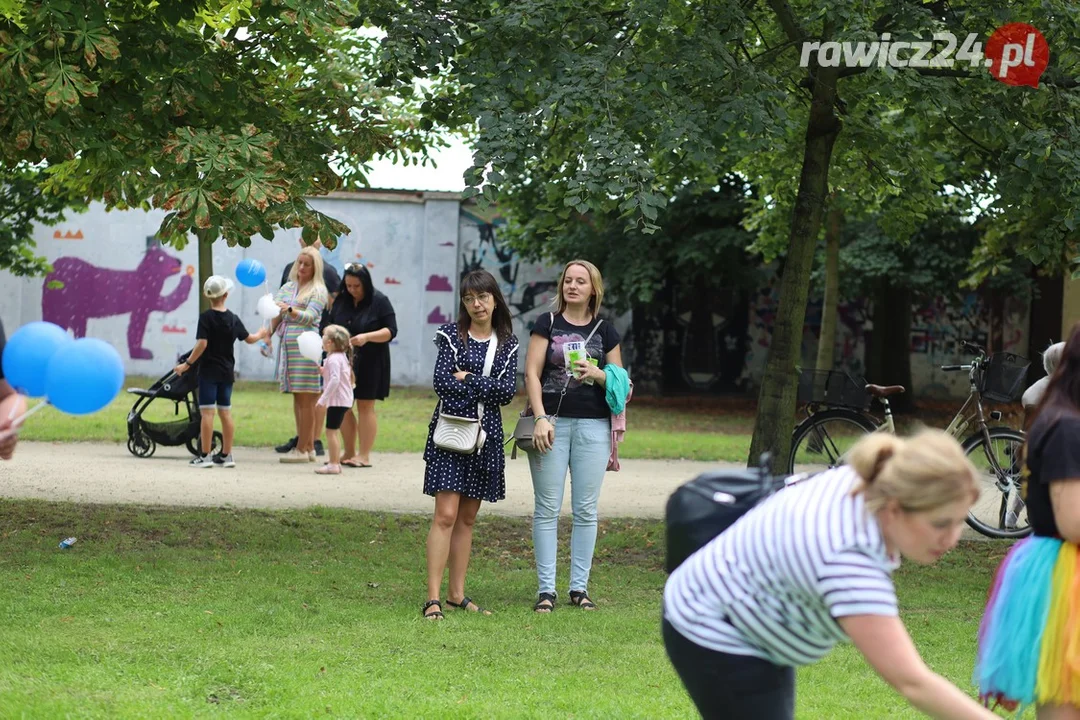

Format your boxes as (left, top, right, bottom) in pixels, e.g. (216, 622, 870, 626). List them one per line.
(289, 246, 328, 305)
(322, 324, 355, 387)
(555, 259, 605, 316)
(848, 428, 978, 514)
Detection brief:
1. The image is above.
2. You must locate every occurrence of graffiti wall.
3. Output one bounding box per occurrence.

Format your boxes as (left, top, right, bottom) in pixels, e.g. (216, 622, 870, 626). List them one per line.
(0, 195, 1026, 399)
(0, 191, 463, 385)
(742, 266, 1030, 399)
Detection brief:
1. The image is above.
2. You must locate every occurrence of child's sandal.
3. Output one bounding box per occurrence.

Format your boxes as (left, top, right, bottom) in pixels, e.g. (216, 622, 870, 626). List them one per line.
(569, 590, 597, 610)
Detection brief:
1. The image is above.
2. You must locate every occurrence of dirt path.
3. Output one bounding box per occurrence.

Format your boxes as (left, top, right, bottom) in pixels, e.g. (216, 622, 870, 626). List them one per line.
(1, 441, 741, 519)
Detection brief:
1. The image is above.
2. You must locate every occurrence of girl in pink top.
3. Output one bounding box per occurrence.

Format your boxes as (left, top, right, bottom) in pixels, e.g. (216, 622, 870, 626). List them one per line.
(316, 325, 355, 475)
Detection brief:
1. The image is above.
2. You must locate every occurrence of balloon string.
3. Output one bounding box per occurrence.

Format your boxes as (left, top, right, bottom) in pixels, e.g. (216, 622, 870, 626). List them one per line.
(8, 398, 49, 426)
(0, 398, 49, 443)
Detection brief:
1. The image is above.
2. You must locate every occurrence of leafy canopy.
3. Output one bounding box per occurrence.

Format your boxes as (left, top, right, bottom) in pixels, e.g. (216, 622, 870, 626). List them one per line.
(0, 0, 439, 259)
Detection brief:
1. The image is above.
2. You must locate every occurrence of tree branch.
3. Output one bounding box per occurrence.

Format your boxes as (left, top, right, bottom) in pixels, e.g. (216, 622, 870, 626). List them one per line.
(765, 0, 806, 44)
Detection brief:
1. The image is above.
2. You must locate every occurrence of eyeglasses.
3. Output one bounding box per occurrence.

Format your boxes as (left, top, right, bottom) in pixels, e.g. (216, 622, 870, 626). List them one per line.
(462, 292, 492, 305)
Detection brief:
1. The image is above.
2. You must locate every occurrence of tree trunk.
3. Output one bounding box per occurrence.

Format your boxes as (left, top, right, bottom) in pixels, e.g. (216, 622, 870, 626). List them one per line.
(748, 66, 842, 474)
(815, 205, 842, 372)
(197, 230, 214, 313)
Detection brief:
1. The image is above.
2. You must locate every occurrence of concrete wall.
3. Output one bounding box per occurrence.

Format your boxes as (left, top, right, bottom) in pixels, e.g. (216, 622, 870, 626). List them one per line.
(0, 191, 462, 385)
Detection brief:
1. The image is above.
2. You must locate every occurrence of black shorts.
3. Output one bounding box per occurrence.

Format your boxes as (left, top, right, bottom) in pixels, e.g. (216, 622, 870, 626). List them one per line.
(325, 406, 349, 430)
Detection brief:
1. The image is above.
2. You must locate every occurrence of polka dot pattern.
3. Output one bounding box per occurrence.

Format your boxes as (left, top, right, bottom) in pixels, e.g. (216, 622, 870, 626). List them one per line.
(423, 324, 519, 503)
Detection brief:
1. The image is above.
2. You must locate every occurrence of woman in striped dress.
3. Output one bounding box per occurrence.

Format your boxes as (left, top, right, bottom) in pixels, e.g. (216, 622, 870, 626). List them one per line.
(270, 245, 328, 463)
(663, 430, 997, 720)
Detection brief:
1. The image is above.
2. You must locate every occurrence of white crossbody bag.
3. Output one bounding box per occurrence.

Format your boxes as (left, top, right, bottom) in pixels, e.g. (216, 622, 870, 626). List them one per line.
(433, 331, 498, 454)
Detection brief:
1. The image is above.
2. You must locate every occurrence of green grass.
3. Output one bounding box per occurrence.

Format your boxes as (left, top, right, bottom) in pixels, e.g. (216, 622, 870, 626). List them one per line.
(18, 378, 758, 461)
(0, 500, 1015, 719)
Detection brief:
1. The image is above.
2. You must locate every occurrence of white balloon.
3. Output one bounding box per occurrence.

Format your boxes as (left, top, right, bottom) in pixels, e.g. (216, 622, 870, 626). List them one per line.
(296, 331, 323, 363)
(257, 294, 279, 320)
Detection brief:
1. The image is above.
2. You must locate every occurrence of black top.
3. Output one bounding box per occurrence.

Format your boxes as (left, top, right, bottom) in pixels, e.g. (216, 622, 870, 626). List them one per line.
(326, 290, 398, 399)
(195, 309, 250, 383)
(0, 318, 6, 381)
(1024, 411, 1080, 538)
(531, 311, 621, 419)
(280, 262, 341, 296)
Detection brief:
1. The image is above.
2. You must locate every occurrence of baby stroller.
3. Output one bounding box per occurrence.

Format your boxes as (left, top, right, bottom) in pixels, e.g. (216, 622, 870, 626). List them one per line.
(125, 352, 221, 458)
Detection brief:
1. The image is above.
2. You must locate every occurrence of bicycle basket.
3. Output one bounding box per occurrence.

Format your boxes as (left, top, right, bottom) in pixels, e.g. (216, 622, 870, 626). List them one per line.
(797, 370, 869, 410)
(979, 352, 1031, 404)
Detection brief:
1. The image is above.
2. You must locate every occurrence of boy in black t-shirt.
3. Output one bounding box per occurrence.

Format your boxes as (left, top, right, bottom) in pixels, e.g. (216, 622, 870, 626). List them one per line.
(175, 275, 267, 468)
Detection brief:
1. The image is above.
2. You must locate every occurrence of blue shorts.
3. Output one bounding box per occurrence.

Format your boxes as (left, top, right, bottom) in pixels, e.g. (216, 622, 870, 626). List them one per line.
(198, 378, 234, 410)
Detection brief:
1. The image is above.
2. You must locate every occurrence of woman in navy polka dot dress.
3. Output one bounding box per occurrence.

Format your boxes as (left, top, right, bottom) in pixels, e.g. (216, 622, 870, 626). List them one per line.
(421, 270, 519, 620)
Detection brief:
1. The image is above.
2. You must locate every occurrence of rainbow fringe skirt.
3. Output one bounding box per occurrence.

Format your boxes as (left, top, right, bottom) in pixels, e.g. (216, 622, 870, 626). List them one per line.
(975, 536, 1080, 713)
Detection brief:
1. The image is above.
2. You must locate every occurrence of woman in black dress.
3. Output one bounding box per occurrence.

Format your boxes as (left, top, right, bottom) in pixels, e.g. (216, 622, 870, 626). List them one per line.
(421, 270, 518, 619)
(326, 264, 398, 468)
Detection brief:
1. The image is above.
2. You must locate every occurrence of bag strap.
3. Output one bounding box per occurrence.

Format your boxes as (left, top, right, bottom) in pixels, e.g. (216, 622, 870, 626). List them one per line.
(475, 330, 498, 422)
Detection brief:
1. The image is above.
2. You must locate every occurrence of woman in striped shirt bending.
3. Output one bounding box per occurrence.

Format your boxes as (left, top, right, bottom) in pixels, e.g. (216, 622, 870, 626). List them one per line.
(663, 429, 997, 720)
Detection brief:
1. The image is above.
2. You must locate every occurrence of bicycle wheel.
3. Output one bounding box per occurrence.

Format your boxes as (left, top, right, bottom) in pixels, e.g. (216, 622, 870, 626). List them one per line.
(789, 409, 878, 475)
(962, 427, 1030, 539)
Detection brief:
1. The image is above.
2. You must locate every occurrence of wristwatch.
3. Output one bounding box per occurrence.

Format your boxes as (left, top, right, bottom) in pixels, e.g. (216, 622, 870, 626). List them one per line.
(464, 372, 476, 385)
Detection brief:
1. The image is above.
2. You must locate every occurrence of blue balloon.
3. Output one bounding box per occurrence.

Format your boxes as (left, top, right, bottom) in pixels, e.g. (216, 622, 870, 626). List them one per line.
(44, 338, 124, 415)
(1, 321, 73, 397)
(235, 258, 267, 287)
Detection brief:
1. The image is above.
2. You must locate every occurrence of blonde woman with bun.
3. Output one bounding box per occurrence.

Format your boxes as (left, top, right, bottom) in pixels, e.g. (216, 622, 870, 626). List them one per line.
(663, 429, 996, 720)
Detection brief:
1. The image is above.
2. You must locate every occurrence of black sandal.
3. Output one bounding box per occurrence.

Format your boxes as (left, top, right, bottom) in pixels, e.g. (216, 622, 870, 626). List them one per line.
(569, 590, 597, 610)
(534, 592, 556, 613)
(421, 599, 444, 620)
(446, 596, 492, 615)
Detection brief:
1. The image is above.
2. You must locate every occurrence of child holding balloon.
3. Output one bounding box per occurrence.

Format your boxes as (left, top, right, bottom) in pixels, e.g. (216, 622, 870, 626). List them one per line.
(175, 275, 268, 468)
(314, 325, 355, 475)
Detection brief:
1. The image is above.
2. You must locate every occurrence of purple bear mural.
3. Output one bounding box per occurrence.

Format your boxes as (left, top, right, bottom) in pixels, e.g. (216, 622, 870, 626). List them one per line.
(42, 246, 193, 360)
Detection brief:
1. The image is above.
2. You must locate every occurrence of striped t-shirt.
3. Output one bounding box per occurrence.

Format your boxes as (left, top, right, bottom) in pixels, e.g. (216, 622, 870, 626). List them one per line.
(663, 466, 899, 666)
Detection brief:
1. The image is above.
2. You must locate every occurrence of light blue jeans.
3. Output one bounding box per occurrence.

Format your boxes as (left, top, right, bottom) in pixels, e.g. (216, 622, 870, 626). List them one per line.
(528, 416, 611, 596)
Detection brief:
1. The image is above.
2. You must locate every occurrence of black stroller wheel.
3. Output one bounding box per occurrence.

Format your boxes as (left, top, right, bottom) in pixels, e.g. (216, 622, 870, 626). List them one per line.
(186, 431, 223, 457)
(128, 431, 156, 458)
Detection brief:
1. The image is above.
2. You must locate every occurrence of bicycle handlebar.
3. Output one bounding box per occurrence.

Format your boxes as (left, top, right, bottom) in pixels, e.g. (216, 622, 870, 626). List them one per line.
(940, 364, 972, 371)
(960, 340, 986, 355)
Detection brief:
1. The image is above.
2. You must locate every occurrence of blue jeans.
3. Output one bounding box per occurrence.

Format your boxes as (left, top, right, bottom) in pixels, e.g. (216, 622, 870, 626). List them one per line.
(528, 416, 610, 595)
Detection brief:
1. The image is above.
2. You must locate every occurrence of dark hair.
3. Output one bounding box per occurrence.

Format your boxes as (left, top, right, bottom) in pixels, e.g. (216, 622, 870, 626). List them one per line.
(338, 263, 375, 308)
(456, 270, 514, 346)
(1029, 320, 1080, 427)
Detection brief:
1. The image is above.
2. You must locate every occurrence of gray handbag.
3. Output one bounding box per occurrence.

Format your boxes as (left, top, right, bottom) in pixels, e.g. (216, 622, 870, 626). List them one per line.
(510, 317, 603, 459)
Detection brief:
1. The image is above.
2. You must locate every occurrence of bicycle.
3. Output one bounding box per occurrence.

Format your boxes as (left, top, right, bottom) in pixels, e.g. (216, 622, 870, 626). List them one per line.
(788, 341, 1031, 539)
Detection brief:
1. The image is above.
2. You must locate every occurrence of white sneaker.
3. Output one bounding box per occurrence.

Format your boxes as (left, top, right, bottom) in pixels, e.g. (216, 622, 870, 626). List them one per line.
(279, 448, 308, 464)
(214, 453, 236, 468)
(308, 450, 317, 462)
(189, 455, 214, 468)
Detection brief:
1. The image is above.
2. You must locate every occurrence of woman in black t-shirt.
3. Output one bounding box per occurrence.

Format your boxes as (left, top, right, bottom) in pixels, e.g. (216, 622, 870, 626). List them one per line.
(325, 263, 398, 468)
(976, 320, 1080, 715)
(524, 259, 622, 613)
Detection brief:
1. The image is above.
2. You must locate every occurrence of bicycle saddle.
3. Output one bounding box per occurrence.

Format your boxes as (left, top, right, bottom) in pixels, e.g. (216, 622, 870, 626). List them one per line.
(865, 384, 906, 397)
